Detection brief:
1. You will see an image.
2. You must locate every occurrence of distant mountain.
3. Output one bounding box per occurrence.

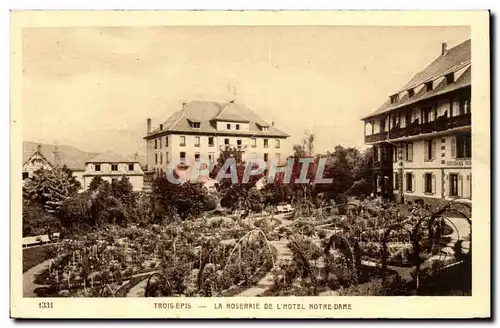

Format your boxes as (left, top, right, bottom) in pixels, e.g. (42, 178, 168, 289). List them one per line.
(23, 141, 147, 170)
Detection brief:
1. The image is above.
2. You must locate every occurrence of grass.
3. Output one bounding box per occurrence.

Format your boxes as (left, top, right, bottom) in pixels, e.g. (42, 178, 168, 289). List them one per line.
(23, 244, 56, 273)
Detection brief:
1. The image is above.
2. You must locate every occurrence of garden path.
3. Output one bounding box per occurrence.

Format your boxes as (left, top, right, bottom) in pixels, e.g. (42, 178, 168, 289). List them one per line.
(235, 240, 293, 297)
(23, 259, 52, 297)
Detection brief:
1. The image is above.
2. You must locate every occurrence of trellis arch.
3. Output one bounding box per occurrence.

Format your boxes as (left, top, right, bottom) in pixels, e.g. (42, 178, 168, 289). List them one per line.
(411, 200, 472, 291)
(223, 228, 275, 271)
(145, 272, 172, 297)
(380, 223, 414, 281)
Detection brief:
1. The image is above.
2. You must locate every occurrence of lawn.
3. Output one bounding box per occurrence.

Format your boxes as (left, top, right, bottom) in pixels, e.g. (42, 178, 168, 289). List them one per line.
(23, 244, 56, 273)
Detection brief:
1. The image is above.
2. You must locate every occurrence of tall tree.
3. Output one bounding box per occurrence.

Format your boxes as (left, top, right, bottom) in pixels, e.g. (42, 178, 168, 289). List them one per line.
(23, 166, 81, 214)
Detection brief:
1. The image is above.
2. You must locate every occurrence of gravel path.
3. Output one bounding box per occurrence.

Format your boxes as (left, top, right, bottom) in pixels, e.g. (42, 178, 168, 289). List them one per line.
(23, 259, 52, 297)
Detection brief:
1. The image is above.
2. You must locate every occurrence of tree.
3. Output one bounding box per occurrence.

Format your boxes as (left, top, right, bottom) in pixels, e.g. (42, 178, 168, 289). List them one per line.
(22, 199, 60, 237)
(88, 176, 104, 191)
(152, 176, 208, 220)
(59, 191, 93, 233)
(23, 166, 81, 214)
(210, 145, 265, 210)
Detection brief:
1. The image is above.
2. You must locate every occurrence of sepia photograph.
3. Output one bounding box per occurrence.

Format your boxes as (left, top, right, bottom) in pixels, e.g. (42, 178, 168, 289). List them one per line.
(10, 10, 490, 319)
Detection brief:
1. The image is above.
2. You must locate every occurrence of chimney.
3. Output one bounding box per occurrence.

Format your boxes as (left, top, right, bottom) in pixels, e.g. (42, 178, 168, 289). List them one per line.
(146, 118, 151, 134)
(229, 99, 235, 104)
(182, 102, 187, 110)
(441, 42, 448, 56)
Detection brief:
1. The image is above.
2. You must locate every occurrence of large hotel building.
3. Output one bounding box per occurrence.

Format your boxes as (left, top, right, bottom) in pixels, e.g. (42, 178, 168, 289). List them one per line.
(143, 100, 289, 180)
(362, 40, 471, 205)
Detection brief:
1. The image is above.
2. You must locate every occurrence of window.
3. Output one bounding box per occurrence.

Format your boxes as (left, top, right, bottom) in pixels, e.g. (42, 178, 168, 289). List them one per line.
(154, 139, 157, 149)
(95, 164, 101, 172)
(195, 153, 200, 161)
(408, 89, 415, 98)
(459, 98, 471, 115)
(380, 118, 386, 132)
(195, 136, 200, 147)
(405, 173, 413, 192)
(446, 73, 455, 85)
(128, 164, 134, 171)
(111, 164, 118, 171)
(191, 122, 201, 128)
(237, 139, 242, 147)
(425, 81, 433, 92)
(224, 138, 230, 145)
(263, 139, 269, 148)
(261, 126, 269, 132)
(263, 153, 268, 162)
(424, 173, 433, 193)
(390, 94, 399, 104)
(208, 153, 215, 162)
(236, 124, 240, 130)
(405, 143, 413, 162)
(423, 107, 434, 123)
(208, 137, 214, 147)
(227, 123, 231, 130)
(160, 153, 163, 164)
(166, 152, 169, 164)
(251, 138, 257, 148)
(424, 139, 436, 161)
(155, 153, 158, 165)
(276, 139, 281, 149)
(180, 152, 186, 163)
(275, 153, 280, 163)
(165, 136, 169, 147)
(393, 172, 399, 190)
(456, 134, 471, 158)
(159, 124, 163, 130)
(393, 145, 398, 162)
(449, 173, 459, 196)
(159, 137, 162, 149)
(22, 172, 29, 180)
(180, 136, 186, 146)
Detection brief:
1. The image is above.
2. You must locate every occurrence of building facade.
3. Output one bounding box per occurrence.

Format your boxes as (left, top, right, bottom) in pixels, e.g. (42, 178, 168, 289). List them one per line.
(22, 144, 85, 188)
(143, 100, 289, 180)
(82, 152, 144, 192)
(362, 40, 471, 205)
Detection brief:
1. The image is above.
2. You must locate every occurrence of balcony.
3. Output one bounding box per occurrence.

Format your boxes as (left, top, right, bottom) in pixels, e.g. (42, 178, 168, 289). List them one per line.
(365, 113, 470, 143)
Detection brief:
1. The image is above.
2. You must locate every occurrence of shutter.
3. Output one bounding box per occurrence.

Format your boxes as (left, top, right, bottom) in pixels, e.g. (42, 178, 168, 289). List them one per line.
(412, 173, 415, 192)
(458, 174, 463, 197)
(432, 173, 436, 194)
(422, 174, 425, 193)
(432, 140, 437, 160)
(450, 136, 456, 158)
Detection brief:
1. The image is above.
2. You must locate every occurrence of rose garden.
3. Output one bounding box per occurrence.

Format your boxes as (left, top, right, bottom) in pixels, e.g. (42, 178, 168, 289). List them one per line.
(22, 141, 472, 297)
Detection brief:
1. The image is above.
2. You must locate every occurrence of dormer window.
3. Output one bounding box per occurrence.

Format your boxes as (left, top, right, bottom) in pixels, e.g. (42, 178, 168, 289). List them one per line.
(261, 126, 269, 132)
(446, 73, 455, 85)
(159, 124, 163, 131)
(227, 123, 231, 130)
(189, 120, 201, 128)
(408, 89, 415, 98)
(390, 94, 399, 104)
(95, 164, 101, 172)
(425, 81, 433, 92)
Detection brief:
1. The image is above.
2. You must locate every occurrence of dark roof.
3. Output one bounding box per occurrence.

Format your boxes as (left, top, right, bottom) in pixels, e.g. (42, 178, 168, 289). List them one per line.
(87, 152, 138, 163)
(363, 39, 471, 120)
(23, 142, 98, 170)
(145, 100, 289, 139)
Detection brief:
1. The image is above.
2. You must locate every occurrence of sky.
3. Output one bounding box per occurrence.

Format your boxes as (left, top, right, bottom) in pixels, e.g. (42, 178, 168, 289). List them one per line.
(22, 26, 470, 156)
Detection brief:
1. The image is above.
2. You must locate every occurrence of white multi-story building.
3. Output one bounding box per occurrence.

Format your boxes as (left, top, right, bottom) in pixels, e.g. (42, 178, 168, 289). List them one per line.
(362, 40, 471, 205)
(82, 152, 144, 192)
(143, 100, 289, 179)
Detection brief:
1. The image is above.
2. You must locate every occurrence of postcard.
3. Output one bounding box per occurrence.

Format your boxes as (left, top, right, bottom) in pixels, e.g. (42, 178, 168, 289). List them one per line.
(10, 10, 490, 319)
